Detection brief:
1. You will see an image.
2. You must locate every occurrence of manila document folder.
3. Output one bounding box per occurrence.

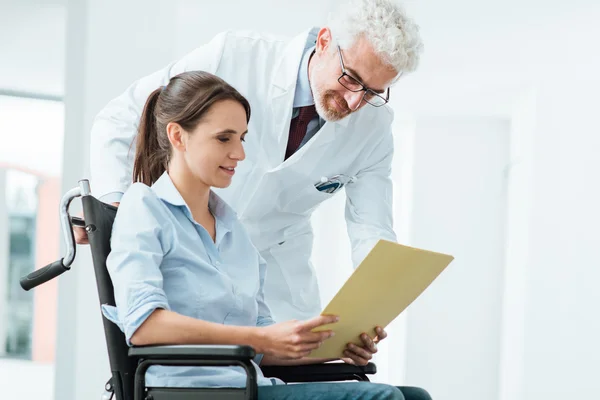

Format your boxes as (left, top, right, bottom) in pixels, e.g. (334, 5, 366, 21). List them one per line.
(310, 239, 454, 358)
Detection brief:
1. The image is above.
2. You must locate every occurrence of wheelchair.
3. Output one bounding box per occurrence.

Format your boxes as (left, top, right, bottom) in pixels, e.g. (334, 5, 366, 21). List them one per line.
(20, 179, 376, 400)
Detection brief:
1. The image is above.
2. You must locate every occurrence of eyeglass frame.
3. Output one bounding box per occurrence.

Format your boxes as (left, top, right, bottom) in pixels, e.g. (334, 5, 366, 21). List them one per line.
(336, 45, 393, 108)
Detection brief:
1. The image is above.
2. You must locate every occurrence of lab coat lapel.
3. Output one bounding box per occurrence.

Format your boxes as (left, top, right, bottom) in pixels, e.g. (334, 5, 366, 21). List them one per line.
(277, 115, 351, 170)
(265, 30, 312, 169)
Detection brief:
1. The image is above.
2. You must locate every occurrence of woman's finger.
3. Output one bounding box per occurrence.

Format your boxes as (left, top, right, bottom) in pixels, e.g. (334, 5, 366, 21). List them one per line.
(293, 342, 323, 353)
(343, 350, 369, 366)
(347, 343, 373, 360)
(341, 357, 355, 365)
(300, 330, 334, 344)
(359, 333, 377, 353)
(299, 315, 339, 331)
(374, 326, 387, 343)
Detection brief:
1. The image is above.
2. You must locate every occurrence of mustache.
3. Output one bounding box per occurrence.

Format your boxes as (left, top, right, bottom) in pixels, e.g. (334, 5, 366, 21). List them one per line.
(324, 91, 351, 113)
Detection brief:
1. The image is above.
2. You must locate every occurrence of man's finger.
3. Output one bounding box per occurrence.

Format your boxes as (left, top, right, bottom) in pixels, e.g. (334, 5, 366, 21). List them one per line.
(301, 314, 339, 331)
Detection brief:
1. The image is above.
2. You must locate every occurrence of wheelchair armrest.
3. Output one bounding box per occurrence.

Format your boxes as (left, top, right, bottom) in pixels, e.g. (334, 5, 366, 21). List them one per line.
(129, 345, 258, 400)
(260, 361, 377, 383)
(129, 344, 255, 361)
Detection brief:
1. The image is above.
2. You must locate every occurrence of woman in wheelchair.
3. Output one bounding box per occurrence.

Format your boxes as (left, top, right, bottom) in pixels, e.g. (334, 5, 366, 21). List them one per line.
(101, 71, 414, 400)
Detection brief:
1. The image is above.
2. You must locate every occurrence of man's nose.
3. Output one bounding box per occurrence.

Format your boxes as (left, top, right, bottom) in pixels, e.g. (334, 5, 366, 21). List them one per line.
(345, 91, 364, 111)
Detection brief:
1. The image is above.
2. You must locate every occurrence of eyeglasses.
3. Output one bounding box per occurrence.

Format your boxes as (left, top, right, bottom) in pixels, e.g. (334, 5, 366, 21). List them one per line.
(336, 45, 391, 107)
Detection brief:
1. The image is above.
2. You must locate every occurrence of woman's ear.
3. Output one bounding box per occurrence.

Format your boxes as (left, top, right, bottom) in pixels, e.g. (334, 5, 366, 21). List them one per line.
(166, 122, 186, 151)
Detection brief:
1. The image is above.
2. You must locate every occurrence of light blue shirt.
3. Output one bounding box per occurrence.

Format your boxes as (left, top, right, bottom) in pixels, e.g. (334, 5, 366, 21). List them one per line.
(101, 172, 281, 388)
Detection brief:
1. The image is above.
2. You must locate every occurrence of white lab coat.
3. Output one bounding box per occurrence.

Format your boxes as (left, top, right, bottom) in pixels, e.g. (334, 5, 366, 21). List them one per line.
(90, 28, 397, 322)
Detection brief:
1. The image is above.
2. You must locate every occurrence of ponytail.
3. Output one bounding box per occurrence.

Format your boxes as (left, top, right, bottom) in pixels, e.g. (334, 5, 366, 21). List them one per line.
(133, 88, 167, 186)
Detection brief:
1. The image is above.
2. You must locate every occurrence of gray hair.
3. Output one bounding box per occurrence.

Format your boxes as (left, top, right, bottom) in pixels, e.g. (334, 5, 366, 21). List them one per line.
(328, 0, 424, 75)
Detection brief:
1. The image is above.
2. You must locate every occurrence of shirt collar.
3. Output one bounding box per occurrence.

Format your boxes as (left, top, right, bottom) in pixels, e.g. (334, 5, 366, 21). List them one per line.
(151, 171, 237, 231)
(292, 30, 318, 108)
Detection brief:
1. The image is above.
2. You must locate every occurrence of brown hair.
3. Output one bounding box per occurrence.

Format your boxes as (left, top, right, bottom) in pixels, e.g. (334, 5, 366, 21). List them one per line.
(133, 71, 251, 186)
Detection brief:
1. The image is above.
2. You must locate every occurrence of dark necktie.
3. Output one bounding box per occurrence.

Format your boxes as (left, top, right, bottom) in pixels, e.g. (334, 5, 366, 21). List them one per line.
(285, 105, 317, 160)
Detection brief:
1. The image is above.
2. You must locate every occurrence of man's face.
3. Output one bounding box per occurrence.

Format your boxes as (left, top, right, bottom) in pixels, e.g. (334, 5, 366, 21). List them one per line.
(309, 29, 398, 122)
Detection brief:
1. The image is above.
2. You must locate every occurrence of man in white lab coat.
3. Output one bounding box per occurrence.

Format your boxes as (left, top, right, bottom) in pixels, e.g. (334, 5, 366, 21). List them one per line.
(86, 0, 423, 327)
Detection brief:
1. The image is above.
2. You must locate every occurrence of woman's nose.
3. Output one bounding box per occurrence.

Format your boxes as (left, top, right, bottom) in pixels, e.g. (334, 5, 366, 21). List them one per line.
(231, 141, 245, 161)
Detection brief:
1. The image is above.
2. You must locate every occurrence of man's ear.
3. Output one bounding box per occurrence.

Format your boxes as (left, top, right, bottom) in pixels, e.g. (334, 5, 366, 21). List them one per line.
(166, 122, 186, 151)
(315, 27, 333, 55)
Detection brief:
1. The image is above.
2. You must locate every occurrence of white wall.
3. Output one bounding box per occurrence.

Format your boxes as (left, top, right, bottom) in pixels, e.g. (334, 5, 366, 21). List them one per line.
(0, 169, 8, 357)
(0, 359, 54, 399)
(400, 117, 509, 400)
(0, 0, 66, 96)
(521, 82, 600, 399)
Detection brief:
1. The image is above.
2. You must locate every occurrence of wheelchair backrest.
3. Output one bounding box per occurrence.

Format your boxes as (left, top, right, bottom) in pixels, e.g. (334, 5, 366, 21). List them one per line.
(82, 195, 136, 400)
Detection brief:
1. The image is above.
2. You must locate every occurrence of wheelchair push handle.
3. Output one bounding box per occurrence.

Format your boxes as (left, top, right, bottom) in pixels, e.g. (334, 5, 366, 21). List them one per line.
(20, 259, 70, 291)
(19, 180, 92, 291)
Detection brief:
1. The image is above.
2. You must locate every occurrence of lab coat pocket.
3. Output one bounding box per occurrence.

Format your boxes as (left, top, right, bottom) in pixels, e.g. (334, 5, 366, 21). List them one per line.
(281, 182, 340, 216)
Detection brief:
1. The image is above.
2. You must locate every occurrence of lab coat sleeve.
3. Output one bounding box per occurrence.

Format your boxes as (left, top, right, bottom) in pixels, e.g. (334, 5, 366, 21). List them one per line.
(344, 128, 398, 268)
(89, 32, 229, 201)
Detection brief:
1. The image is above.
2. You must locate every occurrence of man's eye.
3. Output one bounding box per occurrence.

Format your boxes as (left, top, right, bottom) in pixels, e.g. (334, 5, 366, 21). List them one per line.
(343, 75, 360, 87)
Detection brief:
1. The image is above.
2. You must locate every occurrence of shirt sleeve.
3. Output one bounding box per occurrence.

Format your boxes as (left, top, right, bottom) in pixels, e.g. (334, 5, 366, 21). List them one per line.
(89, 31, 229, 200)
(104, 183, 173, 346)
(345, 128, 398, 268)
(255, 253, 276, 328)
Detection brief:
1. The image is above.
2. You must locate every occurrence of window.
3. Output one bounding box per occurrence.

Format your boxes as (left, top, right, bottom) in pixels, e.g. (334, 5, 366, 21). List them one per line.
(0, 95, 64, 361)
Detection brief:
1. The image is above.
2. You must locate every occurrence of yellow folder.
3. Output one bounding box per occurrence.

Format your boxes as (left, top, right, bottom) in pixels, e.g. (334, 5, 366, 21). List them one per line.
(309, 239, 454, 359)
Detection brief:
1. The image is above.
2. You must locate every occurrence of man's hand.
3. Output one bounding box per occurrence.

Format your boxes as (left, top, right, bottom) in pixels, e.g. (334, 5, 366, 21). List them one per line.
(256, 315, 338, 360)
(74, 202, 120, 244)
(342, 326, 388, 366)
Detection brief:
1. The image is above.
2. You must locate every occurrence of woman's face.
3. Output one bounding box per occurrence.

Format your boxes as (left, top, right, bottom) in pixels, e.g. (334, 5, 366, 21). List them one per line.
(172, 99, 248, 189)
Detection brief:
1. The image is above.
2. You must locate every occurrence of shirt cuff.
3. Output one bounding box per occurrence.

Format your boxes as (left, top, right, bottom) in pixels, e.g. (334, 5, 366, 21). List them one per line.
(123, 299, 169, 346)
(256, 316, 276, 328)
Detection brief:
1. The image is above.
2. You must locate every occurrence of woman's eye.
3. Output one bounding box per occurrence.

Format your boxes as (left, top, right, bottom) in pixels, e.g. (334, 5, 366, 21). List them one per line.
(218, 137, 229, 143)
(241, 137, 246, 142)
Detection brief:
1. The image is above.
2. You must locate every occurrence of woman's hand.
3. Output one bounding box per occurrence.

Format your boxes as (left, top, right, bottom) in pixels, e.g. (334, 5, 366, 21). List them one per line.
(342, 326, 388, 366)
(73, 202, 119, 244)
(256, 315, 338, 360)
